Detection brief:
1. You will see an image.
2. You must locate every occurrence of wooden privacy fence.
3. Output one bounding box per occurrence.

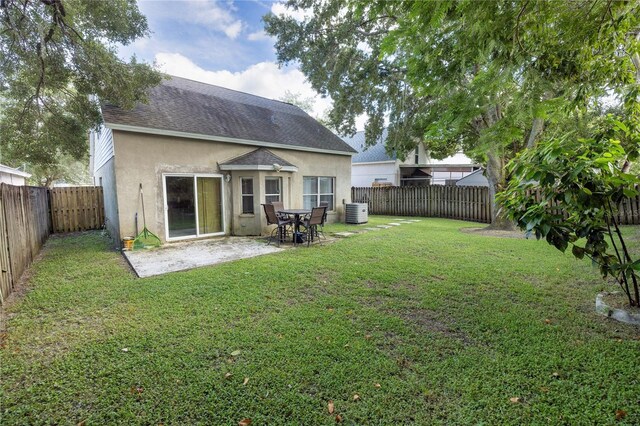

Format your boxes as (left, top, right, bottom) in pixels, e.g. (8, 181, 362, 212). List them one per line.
(352, 185, 640, 225)
(0, 185, 50, 304)
(616, 193, 640, 225)
(0, 184, 104, 304)
(524, 188, 640, 226)
(352, 185, 492, 223)
(50, 186, 104, 233)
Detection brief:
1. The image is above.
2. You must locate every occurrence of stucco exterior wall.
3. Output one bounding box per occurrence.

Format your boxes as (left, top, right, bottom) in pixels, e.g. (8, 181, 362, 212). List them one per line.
(111, 131, 352, 242)
(94, 157, 120, 245)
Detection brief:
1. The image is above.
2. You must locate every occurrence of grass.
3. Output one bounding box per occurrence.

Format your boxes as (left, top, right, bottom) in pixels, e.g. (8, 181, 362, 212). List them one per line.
(1, 217, 639, 425)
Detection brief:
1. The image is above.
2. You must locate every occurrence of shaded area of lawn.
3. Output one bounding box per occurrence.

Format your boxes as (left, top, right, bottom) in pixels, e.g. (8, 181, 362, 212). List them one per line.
(1, 218, 639, 425)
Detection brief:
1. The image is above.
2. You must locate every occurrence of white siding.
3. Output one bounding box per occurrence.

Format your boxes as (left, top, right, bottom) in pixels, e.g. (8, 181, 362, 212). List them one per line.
(351, 162, 399, 187)
(92, 126, 114, 174)
(0, 173, 27, 185)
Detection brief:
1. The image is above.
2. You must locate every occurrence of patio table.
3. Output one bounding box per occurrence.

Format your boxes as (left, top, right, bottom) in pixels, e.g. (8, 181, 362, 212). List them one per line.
(278, 209, 311, 244)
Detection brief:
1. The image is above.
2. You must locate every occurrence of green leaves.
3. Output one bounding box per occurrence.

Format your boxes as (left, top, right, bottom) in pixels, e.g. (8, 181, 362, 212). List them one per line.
(0, 0, 162, 170)
(498, 119, 640, 306)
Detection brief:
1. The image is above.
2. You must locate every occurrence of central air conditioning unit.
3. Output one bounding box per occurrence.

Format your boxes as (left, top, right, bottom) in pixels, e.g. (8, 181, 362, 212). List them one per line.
(345, 203, 368, 224)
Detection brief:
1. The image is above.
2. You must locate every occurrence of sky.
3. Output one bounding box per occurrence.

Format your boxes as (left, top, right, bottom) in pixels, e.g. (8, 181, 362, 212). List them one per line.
(118, 0, 356, 128)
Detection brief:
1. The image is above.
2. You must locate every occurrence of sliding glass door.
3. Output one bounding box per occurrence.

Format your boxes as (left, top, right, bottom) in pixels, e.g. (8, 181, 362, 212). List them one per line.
(164, 174, 224, 240)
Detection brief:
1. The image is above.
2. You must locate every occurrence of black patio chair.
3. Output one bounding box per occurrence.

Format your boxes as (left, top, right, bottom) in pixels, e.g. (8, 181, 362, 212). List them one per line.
(271, 201, 289, 221)
(300, 206, 326, 246)
(262, 203, 292, 247)
(318, 201, 329, 237)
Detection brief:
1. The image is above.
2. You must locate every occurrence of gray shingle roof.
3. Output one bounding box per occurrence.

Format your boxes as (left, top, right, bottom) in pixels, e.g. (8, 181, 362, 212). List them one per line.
(102, 75, 356, 154)
(340, 129, 397, 163)
(220, 148, 295, 167)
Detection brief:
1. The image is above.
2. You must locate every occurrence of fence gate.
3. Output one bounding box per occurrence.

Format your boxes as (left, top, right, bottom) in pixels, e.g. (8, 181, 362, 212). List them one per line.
(49, 186, 105, 233)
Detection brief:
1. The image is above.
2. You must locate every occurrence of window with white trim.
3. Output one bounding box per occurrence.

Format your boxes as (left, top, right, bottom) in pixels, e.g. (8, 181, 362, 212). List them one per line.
(241, 178, 254, 214)
(303, 176, 335, 210)
(264, 177, 281, 204)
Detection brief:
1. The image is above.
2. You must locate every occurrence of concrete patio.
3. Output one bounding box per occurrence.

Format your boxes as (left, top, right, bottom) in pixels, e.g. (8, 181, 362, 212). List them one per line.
(122, 237, 283, 278)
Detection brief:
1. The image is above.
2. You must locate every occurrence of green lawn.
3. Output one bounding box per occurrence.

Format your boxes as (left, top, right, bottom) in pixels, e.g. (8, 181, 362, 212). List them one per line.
(1, 217, 639, 425)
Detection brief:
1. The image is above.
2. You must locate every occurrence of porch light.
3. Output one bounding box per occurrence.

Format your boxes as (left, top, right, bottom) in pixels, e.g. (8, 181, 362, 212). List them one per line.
(273, 163, 282, 172)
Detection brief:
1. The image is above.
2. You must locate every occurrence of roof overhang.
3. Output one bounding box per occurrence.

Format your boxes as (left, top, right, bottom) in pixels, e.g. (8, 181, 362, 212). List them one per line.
(105, 123, 355, 156)
(353, 160, 397, 165)
(219, 164, 298, 172)
(0, 164, 31, 178)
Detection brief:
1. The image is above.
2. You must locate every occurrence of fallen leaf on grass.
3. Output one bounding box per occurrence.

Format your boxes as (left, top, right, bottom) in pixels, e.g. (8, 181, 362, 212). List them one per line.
(352, 394, 360, 401)
(238, 419, 252, 426)
(364, 334, 372, 340)
(374, 383, 381, 388)
(130, 386, 144, 394)
(551, 372, 560, 378)
(224, 372, 233, 379)
(327, 400, 335, 414)
(243, 377, 249, 386)
(544, 319, 552, 324)
(615, 410, 627, 421)
(335, 414, 342, 422)
(77, 421, 86, 426)
(230, 350, 242, 357)
(121, 348, 129, 352)
(509, 397, 521, 403)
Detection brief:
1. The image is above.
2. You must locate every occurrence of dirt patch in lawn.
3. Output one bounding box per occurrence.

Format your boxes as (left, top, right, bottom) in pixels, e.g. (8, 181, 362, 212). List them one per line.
(460, 227, 528, 239)
(396, 307, 474, 345)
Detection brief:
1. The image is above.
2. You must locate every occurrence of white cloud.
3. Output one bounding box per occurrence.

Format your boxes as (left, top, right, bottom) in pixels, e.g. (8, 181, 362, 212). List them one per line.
(139, 0, 244, 39)
(187, 1, 243, 39)
(270, 2, 312, 21)
(247, 30, 272, 42)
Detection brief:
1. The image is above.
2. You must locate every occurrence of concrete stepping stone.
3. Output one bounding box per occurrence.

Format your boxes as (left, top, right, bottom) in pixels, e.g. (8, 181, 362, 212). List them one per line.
(364, 227, 381, 231)
(376, 225, 392, 229)
(387, 223, 402, 226)
(334, 232, 356, 238)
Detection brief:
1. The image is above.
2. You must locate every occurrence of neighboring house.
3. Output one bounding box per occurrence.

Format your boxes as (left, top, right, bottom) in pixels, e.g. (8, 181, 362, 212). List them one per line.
(455, 168, 489, 187)
(0, 164, 31, 185)
(90, 76, 356, 245)
(341, 130, 479, 187)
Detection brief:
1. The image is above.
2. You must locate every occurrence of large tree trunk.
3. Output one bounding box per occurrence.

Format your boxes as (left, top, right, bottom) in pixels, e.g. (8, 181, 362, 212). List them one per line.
(526, 117, 545, 148)
(485, 147, 515, 230)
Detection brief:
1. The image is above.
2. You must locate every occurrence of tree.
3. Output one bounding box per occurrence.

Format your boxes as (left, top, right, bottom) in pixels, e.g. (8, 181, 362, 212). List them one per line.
(0, 0, 162, 172)
(264, 1, 639, 228)
(28, 152, 91, 187)
(498, 117, 640, 307)
(279, 90, 316, 114)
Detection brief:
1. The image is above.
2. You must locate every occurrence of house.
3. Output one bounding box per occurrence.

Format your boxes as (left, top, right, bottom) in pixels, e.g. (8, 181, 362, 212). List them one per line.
(341, 130, 479, 187)
(455, 168, 489, 187)
(90, 76, 356, 245)
(0, 164, 31, 185)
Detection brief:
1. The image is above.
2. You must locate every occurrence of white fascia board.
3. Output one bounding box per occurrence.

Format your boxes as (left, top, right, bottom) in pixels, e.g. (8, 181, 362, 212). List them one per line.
(219, 164, 298, 172)
(105, 123, 355, 157)
(0, 164, 31, 178)
(352, 160, 397, 165)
